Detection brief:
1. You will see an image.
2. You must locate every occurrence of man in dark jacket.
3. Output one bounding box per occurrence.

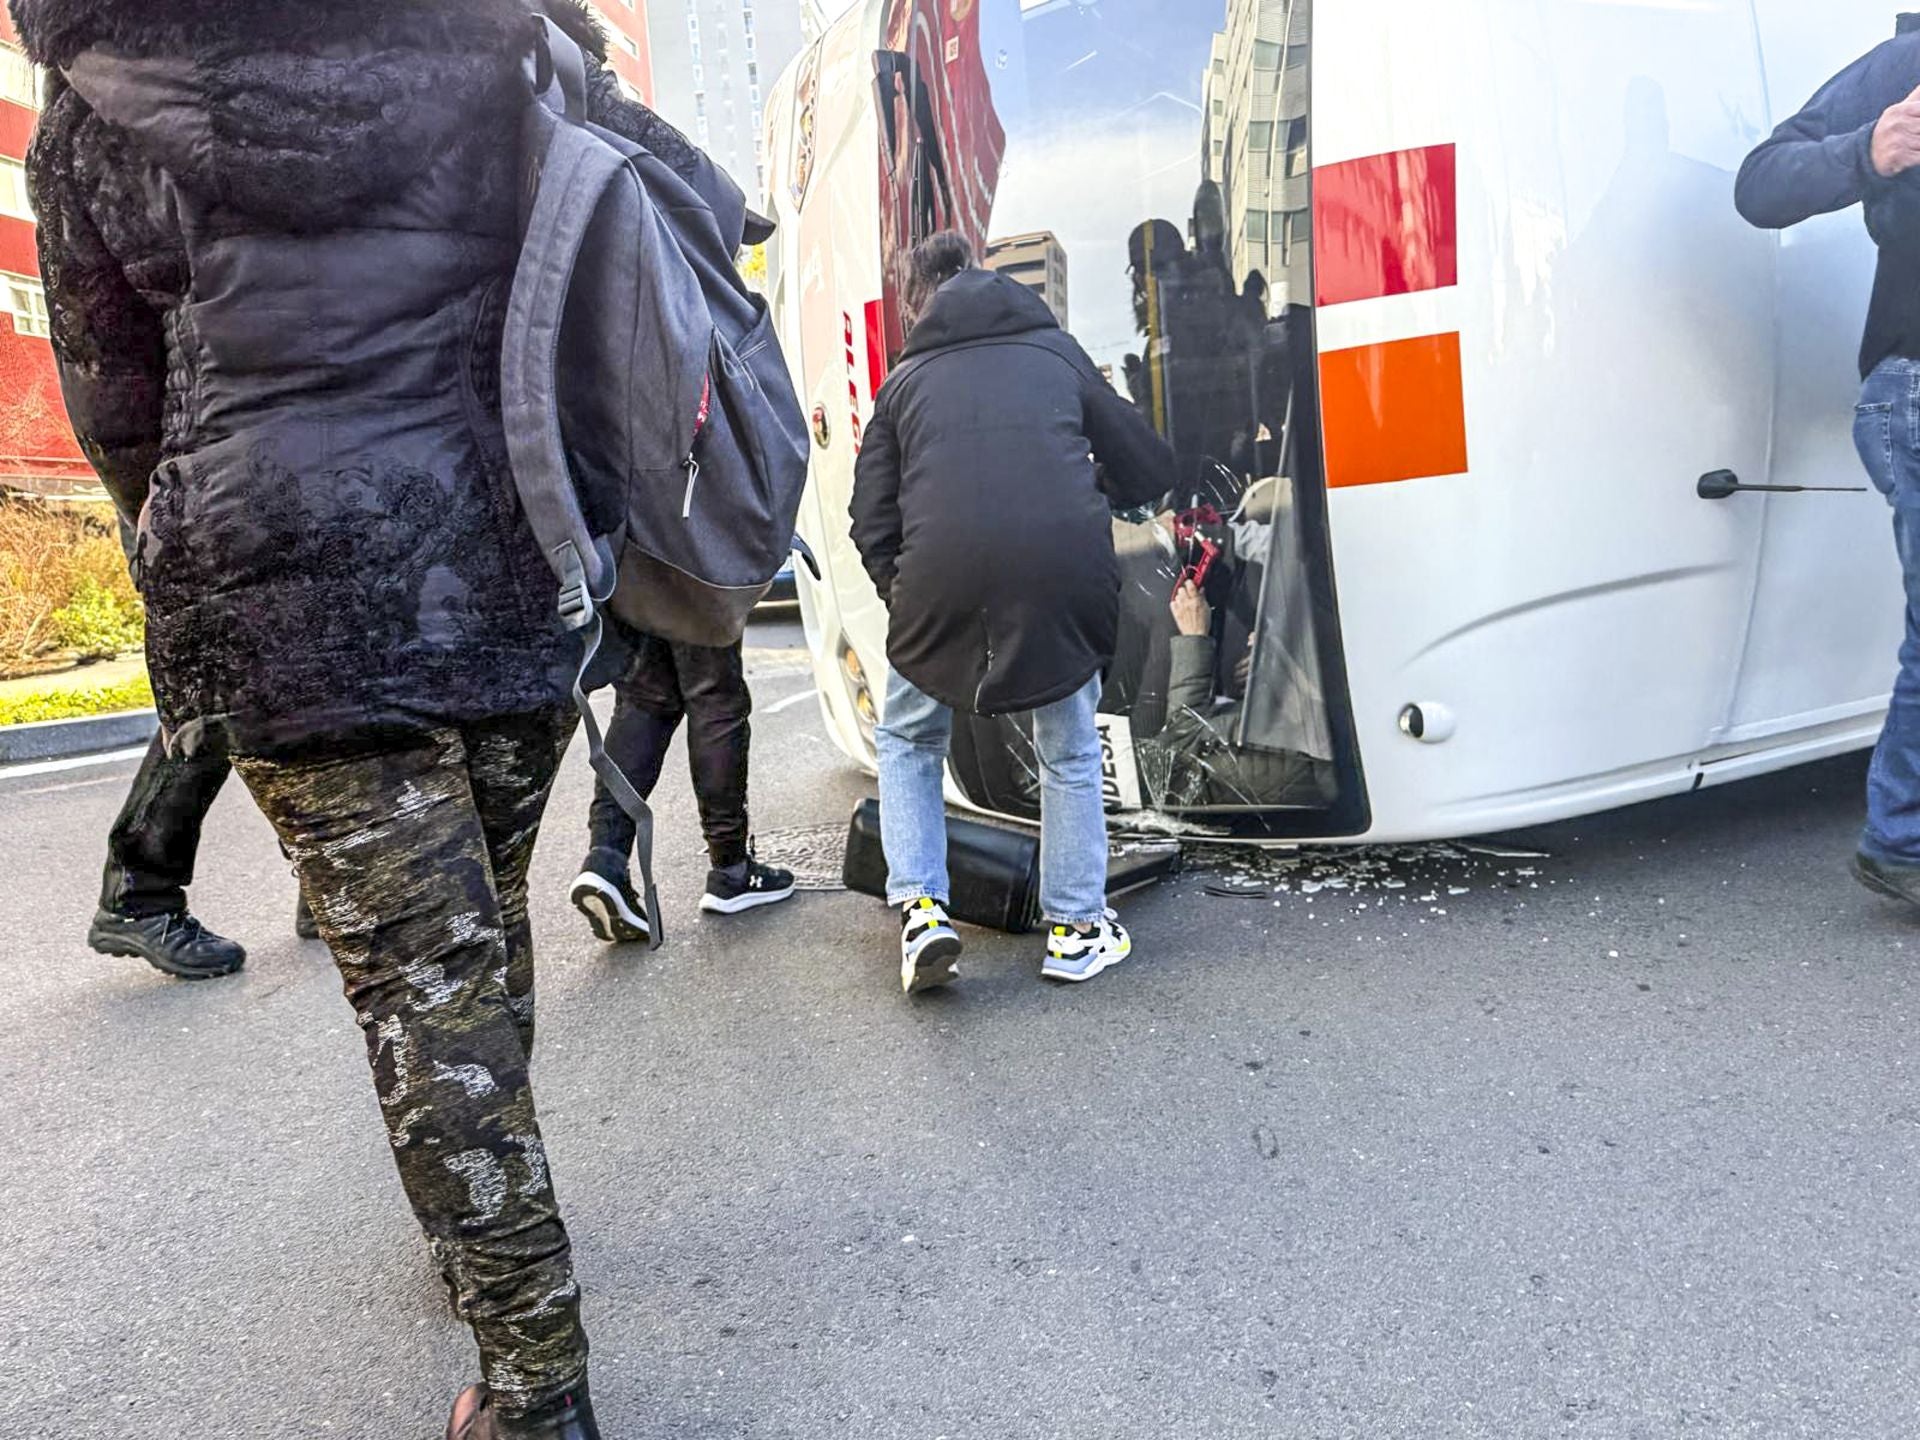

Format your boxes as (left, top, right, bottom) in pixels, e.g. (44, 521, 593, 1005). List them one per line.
(1737, 24, 1920, 906)
(13, 1, 709, 1433)
(850, 232, 1176, 994)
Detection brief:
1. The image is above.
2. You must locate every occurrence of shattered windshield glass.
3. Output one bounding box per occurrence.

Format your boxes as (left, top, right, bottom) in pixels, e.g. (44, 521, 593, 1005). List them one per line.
(872, 0, 1343, 826)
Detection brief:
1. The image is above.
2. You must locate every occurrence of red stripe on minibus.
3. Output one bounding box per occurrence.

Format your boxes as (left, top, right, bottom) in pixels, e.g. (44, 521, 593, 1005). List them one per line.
(1320, 333, 1468, 489)
(1314, 144, 1458, 307)
(864, 299, 889, 396)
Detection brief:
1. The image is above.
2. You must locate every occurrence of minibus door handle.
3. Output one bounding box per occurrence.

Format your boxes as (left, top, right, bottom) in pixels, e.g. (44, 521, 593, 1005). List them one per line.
(1698, 469, 1866, 500)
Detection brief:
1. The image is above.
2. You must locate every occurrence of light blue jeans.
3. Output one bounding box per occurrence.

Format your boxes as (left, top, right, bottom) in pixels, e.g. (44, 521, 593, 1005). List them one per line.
(1855, 357, 1920, 864)
(876, 668, 1109, 925)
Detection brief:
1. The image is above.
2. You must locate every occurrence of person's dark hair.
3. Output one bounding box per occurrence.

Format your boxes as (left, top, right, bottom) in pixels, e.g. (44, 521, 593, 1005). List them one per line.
(902, 231, 975, 325)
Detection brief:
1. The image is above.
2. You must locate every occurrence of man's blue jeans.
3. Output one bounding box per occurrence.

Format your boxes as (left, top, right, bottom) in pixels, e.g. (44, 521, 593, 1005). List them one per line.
(1855, 356, 1920, 864)
(875, 668, 1109, 925)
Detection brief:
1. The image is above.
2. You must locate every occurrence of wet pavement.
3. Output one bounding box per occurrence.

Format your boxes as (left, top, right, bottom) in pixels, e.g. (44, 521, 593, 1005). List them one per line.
(4, 619, 1918, 1439)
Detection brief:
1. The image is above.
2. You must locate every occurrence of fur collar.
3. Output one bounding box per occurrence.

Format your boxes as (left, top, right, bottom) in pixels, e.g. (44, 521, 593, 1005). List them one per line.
(8, 0, 610, 67)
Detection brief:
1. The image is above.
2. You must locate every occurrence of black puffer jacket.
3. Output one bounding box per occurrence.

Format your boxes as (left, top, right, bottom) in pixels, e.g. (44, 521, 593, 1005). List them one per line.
(15, 0, 704, 755)
(850, 270, 1175, 715)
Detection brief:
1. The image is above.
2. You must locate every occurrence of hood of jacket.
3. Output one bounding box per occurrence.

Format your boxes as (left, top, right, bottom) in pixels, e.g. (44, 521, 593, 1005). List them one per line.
(900, 267, 1060, 359)
(11, 0, 608, 231)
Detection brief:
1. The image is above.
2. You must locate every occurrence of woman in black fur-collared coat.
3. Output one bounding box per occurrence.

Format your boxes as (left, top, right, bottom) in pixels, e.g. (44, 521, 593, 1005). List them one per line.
(10, 1, 708, 1434)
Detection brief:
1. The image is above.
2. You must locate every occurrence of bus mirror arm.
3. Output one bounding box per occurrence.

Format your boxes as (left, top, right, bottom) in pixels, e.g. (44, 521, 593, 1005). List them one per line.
(1697, 469, 1867, 500)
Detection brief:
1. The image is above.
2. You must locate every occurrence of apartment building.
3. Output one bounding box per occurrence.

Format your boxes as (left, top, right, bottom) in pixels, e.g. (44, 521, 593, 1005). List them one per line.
(581, 0, 658, 104)
(985, 231, 1070, 331)
(645, 0, 806, 201)
(1202, 0, 1310, 306)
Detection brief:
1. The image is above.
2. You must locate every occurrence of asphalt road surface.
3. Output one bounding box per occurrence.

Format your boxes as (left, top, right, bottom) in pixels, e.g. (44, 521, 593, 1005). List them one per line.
(5, 619, 1920, 1439)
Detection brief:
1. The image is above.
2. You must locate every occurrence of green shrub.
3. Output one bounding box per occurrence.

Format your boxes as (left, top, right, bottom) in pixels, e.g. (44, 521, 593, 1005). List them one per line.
(0, 672, 153, 726)
(0, 498, 144, 676)
(50, 574, 145, 659)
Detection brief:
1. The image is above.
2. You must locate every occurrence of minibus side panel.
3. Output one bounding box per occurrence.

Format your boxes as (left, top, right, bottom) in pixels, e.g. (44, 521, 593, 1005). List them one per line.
(1313, 0, 1779, 840)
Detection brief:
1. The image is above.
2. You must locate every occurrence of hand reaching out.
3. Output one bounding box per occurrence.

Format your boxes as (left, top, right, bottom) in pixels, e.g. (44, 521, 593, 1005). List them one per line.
(1171, 580, 1211, 637)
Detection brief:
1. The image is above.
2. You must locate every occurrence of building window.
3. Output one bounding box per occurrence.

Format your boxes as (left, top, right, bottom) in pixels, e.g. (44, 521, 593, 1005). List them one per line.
(0, 158, 33, 223)
(1252, 40, 1282, 70)
(1284, 118, 1309, 177)
(585, 2, 639, 56)
(1282, 210, 1310, 263)
(0, 45, 39, 111)
(4, 274, 49, 339)
(1246, 210, 1269, 245)
(1248, 120, 1273, 151)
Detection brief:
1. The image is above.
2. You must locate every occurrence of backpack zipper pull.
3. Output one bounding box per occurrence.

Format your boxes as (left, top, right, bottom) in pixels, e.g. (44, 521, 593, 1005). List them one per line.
(683, 372, 712, 520)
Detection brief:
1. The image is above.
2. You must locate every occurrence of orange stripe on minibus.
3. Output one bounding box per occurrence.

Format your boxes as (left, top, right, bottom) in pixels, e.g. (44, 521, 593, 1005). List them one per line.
(1319, 333, 1468, 489)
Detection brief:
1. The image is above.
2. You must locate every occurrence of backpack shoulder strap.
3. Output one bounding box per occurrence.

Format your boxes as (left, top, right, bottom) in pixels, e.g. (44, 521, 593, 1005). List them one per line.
(501, 107, 628, 622)
(530, 14, 589, 123)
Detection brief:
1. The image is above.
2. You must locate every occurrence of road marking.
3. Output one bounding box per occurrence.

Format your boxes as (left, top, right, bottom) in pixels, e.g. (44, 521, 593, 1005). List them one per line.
(763, 687, 821, 716)
(18, 775, 129, 798)
(0, 744, 149, 782)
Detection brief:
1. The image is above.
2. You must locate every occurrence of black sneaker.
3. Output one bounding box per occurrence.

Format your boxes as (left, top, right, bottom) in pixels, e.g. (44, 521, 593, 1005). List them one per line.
(1852, 851, 1920, 910)
(294, 892, 320, 941)
(700, 855, 796, 915)
(569, 865, 651, 944)
(87, 908, 246, 981)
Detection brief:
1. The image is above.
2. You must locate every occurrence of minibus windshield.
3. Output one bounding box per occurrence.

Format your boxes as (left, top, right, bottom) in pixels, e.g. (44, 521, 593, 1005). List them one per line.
(869, 0, 1352, 828)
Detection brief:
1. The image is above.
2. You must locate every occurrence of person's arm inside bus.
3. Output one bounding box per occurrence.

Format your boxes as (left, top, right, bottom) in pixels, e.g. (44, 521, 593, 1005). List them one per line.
(1736, 40, 1920, 229)
(850, 405, 906, 605)
(1084, 376, 1178, 512)
(27, 76, 165, 543)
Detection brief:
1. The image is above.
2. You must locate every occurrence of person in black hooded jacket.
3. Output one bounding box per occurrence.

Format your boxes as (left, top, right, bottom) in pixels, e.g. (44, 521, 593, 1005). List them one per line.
(12, 1, 711, 1434)
(850, 232, 1175, 994)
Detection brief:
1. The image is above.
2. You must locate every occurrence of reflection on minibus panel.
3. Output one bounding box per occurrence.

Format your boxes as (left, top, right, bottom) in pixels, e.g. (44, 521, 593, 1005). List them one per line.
(764, 0, 1898, 844)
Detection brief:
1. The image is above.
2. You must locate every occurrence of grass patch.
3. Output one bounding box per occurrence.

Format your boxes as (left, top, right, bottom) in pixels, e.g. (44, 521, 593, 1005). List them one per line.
(0, 672, 153, 726)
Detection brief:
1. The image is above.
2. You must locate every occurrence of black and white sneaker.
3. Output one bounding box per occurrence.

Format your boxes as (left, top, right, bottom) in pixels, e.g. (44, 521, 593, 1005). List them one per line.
(900, 897, 962, 995)
(569, 867, 652, 944)
(700, 856, 797, 915)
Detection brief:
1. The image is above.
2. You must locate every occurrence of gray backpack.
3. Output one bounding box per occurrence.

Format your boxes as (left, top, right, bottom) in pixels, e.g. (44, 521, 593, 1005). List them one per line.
(503, 17, 809, 943)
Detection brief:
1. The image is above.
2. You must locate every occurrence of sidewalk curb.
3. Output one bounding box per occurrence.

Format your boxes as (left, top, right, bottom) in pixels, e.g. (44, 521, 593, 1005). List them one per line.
(0, 709, 157, 765)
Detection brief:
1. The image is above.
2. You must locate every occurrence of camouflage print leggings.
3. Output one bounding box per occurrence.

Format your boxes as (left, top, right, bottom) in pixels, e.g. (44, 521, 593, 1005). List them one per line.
(234, 709, 587, 1416)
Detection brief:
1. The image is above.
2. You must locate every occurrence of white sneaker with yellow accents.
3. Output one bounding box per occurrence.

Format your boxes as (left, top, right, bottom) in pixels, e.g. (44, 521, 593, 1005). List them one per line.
(1042, 909, 1132, 983)
(900, 897, 962, 994)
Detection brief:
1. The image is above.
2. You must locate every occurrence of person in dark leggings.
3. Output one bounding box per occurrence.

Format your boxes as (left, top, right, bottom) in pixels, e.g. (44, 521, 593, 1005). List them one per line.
(87, 734, 320, 980)
(87, 736, 245, 978)
(569, 635, 794, 943)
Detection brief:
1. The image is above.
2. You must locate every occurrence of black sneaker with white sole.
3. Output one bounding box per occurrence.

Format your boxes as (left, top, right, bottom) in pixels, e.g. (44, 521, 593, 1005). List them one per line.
(569, 865, 652, 944)
(700, 856, 797, 915)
